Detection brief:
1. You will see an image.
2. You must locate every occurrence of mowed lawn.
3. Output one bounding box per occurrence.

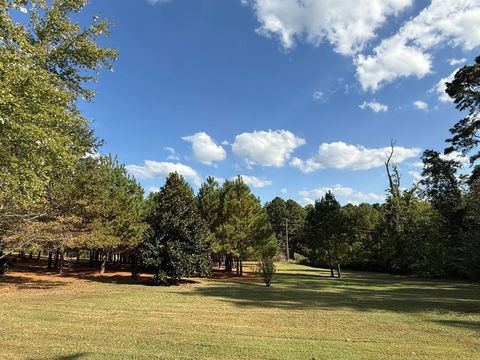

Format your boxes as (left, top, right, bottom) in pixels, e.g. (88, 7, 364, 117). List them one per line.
(0, 262, 479, 360)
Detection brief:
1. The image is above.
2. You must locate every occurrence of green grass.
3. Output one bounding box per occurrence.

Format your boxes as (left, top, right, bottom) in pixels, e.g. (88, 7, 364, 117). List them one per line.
(1, 262, 479, 360)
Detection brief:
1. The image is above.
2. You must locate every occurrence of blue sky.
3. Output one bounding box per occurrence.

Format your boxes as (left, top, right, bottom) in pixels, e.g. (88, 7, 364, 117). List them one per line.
(75, 0, 479, 205)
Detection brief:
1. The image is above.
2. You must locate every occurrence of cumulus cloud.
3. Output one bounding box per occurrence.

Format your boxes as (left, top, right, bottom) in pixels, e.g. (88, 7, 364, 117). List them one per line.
(359, 100, 388, 113)
(245, 0, 412, 55)
(232, 130, 305, 167)
(126, 160, 202, 186)
(299, 184, 384, 203)
(290, 141, 421, 173)
(413, 100, 428, 110)
(182, 132, 226, 165)
(355, 0, 480, 91)
(236, 175, 272, 188)
(433, 69, 458, 103)
(313, 90, 325, 102)
(448, 58, 467, 66)
(280, 188, 288, 194)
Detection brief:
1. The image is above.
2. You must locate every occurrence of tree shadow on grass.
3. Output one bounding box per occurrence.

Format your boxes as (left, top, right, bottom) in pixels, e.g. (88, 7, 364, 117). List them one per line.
(54, 353, 89, 360)
(185, 271, 480, 314)
(0, 275, 67, 290)
(433, 319, 480, 330)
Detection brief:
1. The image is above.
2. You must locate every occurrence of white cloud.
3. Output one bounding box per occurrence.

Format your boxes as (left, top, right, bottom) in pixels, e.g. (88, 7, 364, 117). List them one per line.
(359, 100, 388, 113)
(280, 188, 288, 194)
(313, 90, 325, 102)
(290, 141, 421, 173)
(355, 0, 480, 91)
(147, 186, 160, 193)
(163, 147, 180, 161)
(232, 130, 305, 167)
(441, 150, 469, 166)
(182, 132, 226, 165)
(126, 161, 202, 186)
(245, 0, 412, 55)
(299, 184, 384, 203)
(433, 69, 458, 103)
(448, 57, 467, 66)
(413, 100, 428, 110)
(237, 175, 272, 188)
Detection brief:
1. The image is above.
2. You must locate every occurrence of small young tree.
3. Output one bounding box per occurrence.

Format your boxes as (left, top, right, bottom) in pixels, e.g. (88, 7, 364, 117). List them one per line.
(258, 255, 276, 287)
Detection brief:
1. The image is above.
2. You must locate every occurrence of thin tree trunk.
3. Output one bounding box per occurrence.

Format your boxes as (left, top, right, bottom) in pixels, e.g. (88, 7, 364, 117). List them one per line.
(236, 258, 239, 275)
(100, 252, 108, 274)
(47, 251, 53, 269)
(58, 248, 65, 275)
(240, 258, 243, 276)
(76, 251, 80, 264)
(37, 251, 41, 262)
(337, 264, 342, 278)
(54, 250, 60, 269)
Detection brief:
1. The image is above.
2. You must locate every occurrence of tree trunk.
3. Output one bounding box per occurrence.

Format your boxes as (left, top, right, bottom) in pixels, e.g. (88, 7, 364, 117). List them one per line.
(47, 251, 53, 269)
(58, 248, 65, 275)
(36, 251, 41, 262)
(240, 258, 243, 276)
(100, 252, 108, 274)
(54, 250, 60, 269)
(236, 258, 239, 275)
(76, 251, 80, 264)
(337, 264, 342, 278)
(330, 267, 334, 277)
(225, 253, 233, 273)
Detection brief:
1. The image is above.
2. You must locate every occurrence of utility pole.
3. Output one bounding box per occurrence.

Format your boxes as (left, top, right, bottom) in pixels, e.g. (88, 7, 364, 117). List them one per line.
(285, 218, 290, 261)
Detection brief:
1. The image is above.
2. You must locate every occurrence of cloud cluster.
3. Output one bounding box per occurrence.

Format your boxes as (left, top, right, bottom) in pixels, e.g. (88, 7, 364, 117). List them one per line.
(245, 0, 411, 55)
(355, 0, 480, 91)
(237, 175, 272, 188)
(182, 132, 226, 165)
(290, 141, 420, 173)
(126, 160, 202, 186)
(299, 184, 385, 205)
(232, 130, 305, 167)
(245, 0, 480, 91)
(359, 100, 388, 113)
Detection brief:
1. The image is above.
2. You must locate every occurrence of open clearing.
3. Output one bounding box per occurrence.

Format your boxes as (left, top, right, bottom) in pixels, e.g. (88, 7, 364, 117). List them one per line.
(0, 262, 479, 360)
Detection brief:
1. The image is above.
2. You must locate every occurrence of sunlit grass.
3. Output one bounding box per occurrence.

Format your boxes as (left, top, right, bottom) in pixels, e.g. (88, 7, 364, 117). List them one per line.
(0, 262, 479, 359)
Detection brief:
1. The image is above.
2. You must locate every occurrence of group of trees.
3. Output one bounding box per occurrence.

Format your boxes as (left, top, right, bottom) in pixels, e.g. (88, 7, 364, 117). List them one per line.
(0, 0, 147, 274)
(1, 1, 479, 285)
(276, 57, 480, 281)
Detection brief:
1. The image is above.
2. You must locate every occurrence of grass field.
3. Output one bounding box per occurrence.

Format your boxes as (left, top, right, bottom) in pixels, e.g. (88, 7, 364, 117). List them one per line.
(0, 261, 479, 360)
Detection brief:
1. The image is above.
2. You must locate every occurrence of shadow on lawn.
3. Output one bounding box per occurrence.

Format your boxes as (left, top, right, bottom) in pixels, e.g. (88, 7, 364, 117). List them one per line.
(0, 274, 67, 290)
(186, 271, 480, 314)
(433, 319, 480, 330)
(54, 353, 89, 360)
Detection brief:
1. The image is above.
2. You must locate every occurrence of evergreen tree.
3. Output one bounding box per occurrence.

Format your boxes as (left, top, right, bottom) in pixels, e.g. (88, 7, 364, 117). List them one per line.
(139, 173, 211, 284)
(304, 191, 348, 277)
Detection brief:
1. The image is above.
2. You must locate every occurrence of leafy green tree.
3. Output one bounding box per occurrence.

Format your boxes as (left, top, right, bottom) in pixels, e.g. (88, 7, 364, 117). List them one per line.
(139, 173, 211, 284)
(285, 199, 306, 259)
(421, 149, 464, 275)
(458, 179, 480, 279)
(217, 177, 276, 275)
(304, 191, 348, 277)
(0, 0, 116, 238)
(265, 197, 287, 257)
(445, 56, 480, 164)
(196, 177, 222, 261)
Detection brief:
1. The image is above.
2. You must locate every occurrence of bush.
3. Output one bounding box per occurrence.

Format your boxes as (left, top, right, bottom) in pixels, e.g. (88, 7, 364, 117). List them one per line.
(258, 256, 276, 287)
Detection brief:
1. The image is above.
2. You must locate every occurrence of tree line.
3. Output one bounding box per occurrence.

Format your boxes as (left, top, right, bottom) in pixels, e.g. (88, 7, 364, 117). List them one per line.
(1, 1, 479, 284)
